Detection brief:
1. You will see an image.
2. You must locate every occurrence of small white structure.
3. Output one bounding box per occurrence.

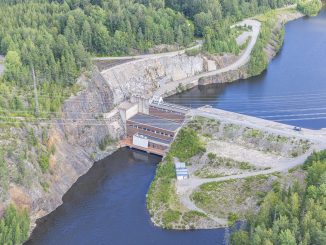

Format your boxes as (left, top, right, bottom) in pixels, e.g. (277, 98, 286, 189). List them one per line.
(174, 161, 189, 180)
(175, 162, 186, 169)
(133, 134, 149, 148)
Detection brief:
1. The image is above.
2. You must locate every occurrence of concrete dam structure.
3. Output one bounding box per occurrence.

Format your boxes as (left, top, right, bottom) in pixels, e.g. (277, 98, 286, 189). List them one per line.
(117, 94, 326, 157)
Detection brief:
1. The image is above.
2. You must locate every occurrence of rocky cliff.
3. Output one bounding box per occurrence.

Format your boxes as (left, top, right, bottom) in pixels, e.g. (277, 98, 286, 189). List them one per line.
(101, 53, 238, 103)
(30, 70, 125, 224)
(101, 55, 204, 103)
(0, 69, 124, 229)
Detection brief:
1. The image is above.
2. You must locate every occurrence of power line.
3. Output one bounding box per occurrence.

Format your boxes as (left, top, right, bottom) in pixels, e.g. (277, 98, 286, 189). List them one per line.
(0, 114, 324, 125)
(261, 112, 326, 119)
(3, 84, 326, 102)
(238, 107, 326, 114)
(32, 66, 40, 117)
(166, 97, 326, 105)
(167, 89, 326, 98)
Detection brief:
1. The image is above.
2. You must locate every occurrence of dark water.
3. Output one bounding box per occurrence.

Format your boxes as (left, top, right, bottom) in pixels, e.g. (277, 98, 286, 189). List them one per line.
(26, 9, 326, 245)
(167, 9, 326, 130)
(26, 149, 224, 245)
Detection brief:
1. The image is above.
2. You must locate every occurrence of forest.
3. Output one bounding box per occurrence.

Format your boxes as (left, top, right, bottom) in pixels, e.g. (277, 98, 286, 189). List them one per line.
(0, 0, 301, 120)
(231, 150, 326, 245)
(0, 0, 194, 118)
(0, 205, 30, 245)
(297, 0, 323, 16)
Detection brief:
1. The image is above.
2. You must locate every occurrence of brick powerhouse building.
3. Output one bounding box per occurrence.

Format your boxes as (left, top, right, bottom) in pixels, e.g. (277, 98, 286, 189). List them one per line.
(149, 100, 189, 123)
(126, 113, 182, 151)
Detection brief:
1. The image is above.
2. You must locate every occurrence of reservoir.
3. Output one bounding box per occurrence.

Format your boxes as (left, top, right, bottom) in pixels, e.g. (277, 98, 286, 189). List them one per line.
(167, 8, 326, 130)
(26, 8, 326, 245)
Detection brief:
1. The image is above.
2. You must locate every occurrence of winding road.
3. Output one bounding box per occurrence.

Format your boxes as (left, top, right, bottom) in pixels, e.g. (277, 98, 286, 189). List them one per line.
(154, 19, 261, 97)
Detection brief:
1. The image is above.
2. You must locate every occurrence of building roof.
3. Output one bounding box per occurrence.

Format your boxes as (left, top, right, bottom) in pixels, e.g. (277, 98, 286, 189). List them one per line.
(128, 113, 182, 132)
(176, 169, 189, 176)
(176, 168, 188, 172)
(150, 101, 190, 114)
(135, 134, 172, 145)
(175, 162, 186, 169)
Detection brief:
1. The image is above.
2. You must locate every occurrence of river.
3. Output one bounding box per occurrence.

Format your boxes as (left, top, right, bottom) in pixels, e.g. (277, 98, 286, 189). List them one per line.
(26, 149, 224, 245)
(26, 8, 326, 245)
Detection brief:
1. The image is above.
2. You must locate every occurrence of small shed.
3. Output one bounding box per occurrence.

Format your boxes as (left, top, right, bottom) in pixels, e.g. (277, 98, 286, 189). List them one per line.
(176, 168, 189, 180)
(174, 161, 189, 180)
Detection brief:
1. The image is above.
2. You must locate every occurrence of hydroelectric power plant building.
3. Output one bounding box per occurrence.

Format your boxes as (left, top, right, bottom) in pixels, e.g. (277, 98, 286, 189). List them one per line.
(119, 97, 189, 156)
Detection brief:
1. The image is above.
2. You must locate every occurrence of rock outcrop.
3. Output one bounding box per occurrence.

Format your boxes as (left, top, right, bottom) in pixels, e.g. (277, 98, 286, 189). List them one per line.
(34, 70, 125, 222)
(101, 53, 241, 103)
(101, 55, 205, 104)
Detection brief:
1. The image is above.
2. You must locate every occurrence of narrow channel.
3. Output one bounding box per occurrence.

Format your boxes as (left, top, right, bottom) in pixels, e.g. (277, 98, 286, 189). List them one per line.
(26, 148, 224, 244)
(26, 8, 326, 245)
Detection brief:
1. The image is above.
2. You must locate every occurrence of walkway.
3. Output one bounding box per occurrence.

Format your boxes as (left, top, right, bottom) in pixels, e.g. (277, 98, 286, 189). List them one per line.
(192, 107, 326, 144)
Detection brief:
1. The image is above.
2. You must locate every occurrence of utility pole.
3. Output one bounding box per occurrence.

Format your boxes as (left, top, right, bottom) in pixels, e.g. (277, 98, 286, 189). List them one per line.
(32, 66, 40, 117)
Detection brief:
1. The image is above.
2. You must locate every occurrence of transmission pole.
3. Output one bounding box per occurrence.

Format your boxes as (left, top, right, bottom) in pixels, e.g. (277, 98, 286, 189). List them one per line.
(32, 66, 39, 117)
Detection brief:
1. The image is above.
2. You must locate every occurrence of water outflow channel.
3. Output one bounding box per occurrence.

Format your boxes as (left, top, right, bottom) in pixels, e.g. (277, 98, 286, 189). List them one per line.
(26, 149, 224, 244)
(27, 9, 326, 245)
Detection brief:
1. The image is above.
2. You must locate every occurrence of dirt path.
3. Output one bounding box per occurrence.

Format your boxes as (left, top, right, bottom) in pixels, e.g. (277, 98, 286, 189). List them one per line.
(206, 140, 303, 169)
(176, 148, 314, 226)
